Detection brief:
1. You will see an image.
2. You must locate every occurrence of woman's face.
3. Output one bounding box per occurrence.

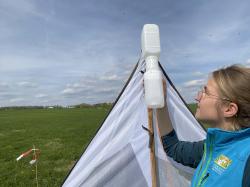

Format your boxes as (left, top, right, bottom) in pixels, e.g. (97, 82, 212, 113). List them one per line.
(195, 78, 222, 125)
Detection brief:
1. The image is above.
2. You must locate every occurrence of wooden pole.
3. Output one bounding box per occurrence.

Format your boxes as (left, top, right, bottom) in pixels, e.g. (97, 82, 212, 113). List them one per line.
(148, 108, 157, 187)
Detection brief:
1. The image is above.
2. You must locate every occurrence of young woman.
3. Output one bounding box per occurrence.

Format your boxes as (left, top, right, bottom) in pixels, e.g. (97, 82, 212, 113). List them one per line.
(157, 64, 250, 187)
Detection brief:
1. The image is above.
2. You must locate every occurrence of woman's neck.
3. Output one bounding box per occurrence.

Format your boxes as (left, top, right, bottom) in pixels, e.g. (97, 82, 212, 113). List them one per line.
(215, 120, 240, 131)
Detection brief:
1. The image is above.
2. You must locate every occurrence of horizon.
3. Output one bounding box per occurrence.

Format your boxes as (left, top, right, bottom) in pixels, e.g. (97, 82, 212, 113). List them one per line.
(0, 102, 198, 108)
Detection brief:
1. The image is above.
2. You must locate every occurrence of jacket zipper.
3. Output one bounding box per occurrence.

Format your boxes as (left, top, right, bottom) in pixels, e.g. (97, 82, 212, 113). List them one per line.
(196, 136, 213, 187)
(193, 142, 206, 187)
(198, 143, 207, 176)
(200, 173, 210, 186)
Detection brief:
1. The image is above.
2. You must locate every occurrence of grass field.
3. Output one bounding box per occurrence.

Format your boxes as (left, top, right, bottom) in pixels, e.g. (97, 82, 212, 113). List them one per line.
(0, 107, 110, 186)
(0, 104, 202, 186)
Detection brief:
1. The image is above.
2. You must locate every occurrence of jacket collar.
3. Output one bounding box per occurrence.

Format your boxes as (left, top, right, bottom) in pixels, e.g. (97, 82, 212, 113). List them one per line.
(206, 127, 250, 146)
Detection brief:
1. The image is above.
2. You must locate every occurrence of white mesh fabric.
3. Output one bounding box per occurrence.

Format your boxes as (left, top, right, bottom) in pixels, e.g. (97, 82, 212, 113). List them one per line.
(62, 59, 206, 187)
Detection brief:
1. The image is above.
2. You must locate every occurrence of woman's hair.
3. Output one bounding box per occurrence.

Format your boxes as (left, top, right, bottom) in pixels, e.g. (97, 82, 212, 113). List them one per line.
(211, 64, 250, 130)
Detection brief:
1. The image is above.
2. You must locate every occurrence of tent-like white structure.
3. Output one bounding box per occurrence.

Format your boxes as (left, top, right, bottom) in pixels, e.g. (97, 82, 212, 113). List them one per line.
(62, 57, 206, 187)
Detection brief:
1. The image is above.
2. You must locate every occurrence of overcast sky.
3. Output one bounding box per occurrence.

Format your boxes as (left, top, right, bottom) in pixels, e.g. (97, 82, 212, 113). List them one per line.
(0, 0, 250, 106)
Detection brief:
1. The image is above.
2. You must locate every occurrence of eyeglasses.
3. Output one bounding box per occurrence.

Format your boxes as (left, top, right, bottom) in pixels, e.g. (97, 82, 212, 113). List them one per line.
(196, 86, 232, 102)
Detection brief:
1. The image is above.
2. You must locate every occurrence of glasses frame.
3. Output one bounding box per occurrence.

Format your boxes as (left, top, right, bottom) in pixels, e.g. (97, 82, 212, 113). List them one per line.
(196, 86, 232, 102)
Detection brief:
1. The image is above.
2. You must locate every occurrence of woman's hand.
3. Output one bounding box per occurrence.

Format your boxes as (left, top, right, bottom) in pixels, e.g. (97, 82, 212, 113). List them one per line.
(157, 78, 174, 136)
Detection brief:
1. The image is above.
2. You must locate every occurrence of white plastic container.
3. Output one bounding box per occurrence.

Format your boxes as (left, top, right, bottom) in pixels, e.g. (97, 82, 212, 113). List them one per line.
(144, 69, 164, 108)
(141, 24, 164, 108)
(141, 24, 161, 59)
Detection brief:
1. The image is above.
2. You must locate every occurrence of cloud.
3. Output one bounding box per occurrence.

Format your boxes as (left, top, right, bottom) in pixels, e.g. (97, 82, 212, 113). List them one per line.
(197, 21, 244, 43)
(0, 82, 10, 89)
(1, 1, 36, 14)
(17, 81, 37, 88)
(183, 79, 206, 89)
(61, 88, 77, 95)
(62, 76, 121, 96)
(100, 74, 121, 81)
(9, 98, 25, 103)
(0, 55, 49, 72)
(60, 69, 127, 104)
(191, 71, 205, 77)
(35, 94, 48, 98)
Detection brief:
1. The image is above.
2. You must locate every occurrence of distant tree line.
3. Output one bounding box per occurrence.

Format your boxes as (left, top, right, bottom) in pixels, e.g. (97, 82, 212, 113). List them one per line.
(0, 103, 113, 110)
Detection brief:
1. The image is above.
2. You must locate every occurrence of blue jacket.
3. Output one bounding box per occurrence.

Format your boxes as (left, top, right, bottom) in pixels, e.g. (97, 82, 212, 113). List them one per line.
(161, 127, 250, 187)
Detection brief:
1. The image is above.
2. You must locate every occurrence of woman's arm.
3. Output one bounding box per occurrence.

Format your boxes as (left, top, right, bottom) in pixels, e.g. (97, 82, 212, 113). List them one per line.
(161, 130, 204, 168)
(156, 80, 203, 168)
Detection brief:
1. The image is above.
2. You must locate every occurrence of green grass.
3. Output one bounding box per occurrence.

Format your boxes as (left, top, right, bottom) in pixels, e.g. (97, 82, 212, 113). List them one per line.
(187, 103, 197, 114)
(0, 107, 109, 187)
(0, 104, 207, 186)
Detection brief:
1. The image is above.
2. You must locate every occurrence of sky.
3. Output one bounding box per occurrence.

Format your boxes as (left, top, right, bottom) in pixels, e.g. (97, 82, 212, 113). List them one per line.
(0, 0, 250, 107)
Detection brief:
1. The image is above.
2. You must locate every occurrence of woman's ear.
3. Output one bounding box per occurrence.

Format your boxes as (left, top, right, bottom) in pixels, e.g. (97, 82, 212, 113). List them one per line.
(223, 102, 238, 118)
